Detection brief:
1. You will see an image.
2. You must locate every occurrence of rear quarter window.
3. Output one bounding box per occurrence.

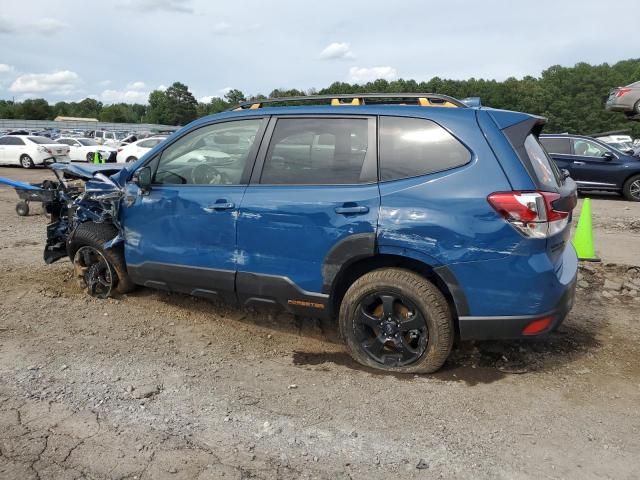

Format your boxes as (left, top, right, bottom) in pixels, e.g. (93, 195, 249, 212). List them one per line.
(524, 135, 562, 189)
(379, 116, 471, 182)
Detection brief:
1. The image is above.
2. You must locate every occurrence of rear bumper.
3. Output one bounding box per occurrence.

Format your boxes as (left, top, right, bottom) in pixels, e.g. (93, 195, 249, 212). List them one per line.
(457, 278, 576, 340)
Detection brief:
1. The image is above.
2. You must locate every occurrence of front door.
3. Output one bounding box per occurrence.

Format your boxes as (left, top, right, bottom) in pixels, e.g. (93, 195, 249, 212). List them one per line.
(569, 138, 620, 189)
(122, 117, 267, 301)
(236, 116, 379, 315)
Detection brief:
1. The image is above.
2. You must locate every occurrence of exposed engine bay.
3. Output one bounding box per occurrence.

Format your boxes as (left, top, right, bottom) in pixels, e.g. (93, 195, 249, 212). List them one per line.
(43, 163, 127, 264)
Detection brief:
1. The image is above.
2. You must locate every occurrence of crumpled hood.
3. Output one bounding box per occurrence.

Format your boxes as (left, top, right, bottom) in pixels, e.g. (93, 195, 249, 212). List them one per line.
(49, 162, 127, 180)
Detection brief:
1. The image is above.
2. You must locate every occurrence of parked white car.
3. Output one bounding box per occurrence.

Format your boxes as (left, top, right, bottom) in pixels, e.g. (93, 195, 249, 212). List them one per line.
(56, 137, 116, 162)
(0, 135, 70, 168)
(116, 137, 165, 163)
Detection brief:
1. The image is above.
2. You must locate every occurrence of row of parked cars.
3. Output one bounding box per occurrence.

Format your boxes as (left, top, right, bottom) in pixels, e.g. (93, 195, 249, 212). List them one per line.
(0, 130, 168, 167)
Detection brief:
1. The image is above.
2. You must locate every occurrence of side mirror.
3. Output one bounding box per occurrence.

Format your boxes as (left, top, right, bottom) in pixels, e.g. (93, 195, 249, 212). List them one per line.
(561, 168, 571, 181)
(132, 166, 152, 192)
(602, 151, 614, 161)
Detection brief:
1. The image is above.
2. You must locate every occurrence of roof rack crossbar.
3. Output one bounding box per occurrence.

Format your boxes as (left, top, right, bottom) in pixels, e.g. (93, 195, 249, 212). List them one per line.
(229, 93, 466, 111)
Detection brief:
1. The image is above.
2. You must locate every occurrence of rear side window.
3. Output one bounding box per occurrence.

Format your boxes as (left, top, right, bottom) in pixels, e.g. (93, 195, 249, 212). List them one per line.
(379, 116, 471, 182)
(540, 137, 571, 155)
(524, 135, 562, 189)
(260, 118, 372, 185)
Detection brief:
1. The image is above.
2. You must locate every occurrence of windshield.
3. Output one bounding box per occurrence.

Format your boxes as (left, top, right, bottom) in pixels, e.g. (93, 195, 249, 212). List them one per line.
(78, 138, 99, 146)
(116, 132, 128, 140)
(27, 136, 53, 144)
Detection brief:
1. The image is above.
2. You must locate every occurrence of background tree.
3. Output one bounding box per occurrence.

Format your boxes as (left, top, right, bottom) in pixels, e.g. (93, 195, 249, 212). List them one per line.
(146, 82, 197, 125)
(1, 59, 639, 133)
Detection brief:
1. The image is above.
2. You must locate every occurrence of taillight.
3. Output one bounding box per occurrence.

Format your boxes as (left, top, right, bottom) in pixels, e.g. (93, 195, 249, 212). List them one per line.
(487, 191, 570, 239)
(616, 87, 631, 97)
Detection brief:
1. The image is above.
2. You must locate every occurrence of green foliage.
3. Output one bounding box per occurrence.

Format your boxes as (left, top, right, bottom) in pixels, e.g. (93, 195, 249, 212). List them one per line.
(146, 82, 198, 126)
(1, 60, 639, 133)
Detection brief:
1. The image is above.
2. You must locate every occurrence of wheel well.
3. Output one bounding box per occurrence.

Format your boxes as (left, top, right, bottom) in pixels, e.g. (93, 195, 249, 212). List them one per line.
(624, 172, 640, 186)
(330, 254, 461, 332)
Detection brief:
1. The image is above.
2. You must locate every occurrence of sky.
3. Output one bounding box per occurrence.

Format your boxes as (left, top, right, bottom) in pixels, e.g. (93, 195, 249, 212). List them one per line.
(0, 0, 639, 105)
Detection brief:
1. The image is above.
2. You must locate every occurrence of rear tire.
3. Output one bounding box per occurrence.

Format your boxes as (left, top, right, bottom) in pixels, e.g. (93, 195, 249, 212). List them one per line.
(68, 222, 135, 296)
(126, 156, 137, 163)
(623, 174, 640, 202)
(635, 100, 640, 115)
(20, 155, 34, 169)
(339, 268, 453, 374)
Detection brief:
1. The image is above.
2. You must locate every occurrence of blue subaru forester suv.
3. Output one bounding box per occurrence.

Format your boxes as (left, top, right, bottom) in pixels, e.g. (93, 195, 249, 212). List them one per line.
(41, 93, 578, 374)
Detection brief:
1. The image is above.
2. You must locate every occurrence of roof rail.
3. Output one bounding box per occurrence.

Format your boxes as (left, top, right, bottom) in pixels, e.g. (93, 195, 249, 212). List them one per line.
(228, 93, 467, 111)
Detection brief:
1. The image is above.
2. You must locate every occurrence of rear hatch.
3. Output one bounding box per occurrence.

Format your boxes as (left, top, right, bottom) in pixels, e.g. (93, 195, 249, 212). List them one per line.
(484, 113, 577, 266)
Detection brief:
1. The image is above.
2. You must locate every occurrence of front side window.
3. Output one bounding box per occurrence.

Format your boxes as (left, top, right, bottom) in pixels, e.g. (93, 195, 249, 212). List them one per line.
(572, 139, 608, 158)
(260, 118, 371, 185)
(78, 138, 99, 146)
(379, 116, 471, 181)
(154, 119, 263, 185)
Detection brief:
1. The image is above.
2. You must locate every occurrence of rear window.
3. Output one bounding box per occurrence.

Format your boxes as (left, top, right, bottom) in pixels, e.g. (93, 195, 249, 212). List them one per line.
(524, 135, 562, 189)
(27, 136, 52, 144)
(540, 137, 571, 155)
(379, 116, 471, 182)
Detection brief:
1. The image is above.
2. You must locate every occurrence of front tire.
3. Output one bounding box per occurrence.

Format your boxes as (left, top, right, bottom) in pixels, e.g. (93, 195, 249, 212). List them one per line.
(126, 156, 137, 163)
(68, 222, 135, 297)
(339, 268, 453, 374)
(623, 174, 640, 201)
(20, 155, 34, 169)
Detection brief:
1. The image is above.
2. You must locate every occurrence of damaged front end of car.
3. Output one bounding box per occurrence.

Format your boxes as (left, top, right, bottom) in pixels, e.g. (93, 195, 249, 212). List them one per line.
(44, 163, 128, 265)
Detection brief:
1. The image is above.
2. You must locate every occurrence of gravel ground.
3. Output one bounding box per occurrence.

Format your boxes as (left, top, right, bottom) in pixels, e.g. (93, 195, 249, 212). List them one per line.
(0, 167, 639, 479)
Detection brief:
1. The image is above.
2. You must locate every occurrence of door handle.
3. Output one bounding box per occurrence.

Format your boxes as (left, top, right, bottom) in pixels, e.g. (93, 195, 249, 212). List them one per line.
(204, 201, 235, 212)
(335, 205, 369, 215)
(572, 161, 585, 165)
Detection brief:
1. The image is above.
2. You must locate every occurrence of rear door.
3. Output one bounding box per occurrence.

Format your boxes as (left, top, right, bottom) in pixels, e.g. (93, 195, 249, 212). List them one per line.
(236, 115, 379, 314)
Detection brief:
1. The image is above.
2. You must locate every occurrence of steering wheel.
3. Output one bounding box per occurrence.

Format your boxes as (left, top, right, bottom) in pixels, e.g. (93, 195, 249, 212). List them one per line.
(191, 163, 232, 185)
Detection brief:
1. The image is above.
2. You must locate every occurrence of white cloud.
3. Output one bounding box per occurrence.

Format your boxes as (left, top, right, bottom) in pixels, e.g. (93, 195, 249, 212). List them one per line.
(199, 95, 215, 103)
(320, 42, 354, 60)
(0, 64, 14, 75)
(127, 81, 146, 90)
(99, 89, 149, 104)
(212, 22, 232, 34)
(157, 84, 167, 91)
(212, 22, 260, 35)
(348, 66, 398, 83)
(126, 0, 194, 13)
(31, 18, 69, 34)
(0, 16, 17, 34)
(9, 70, 81, 95)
